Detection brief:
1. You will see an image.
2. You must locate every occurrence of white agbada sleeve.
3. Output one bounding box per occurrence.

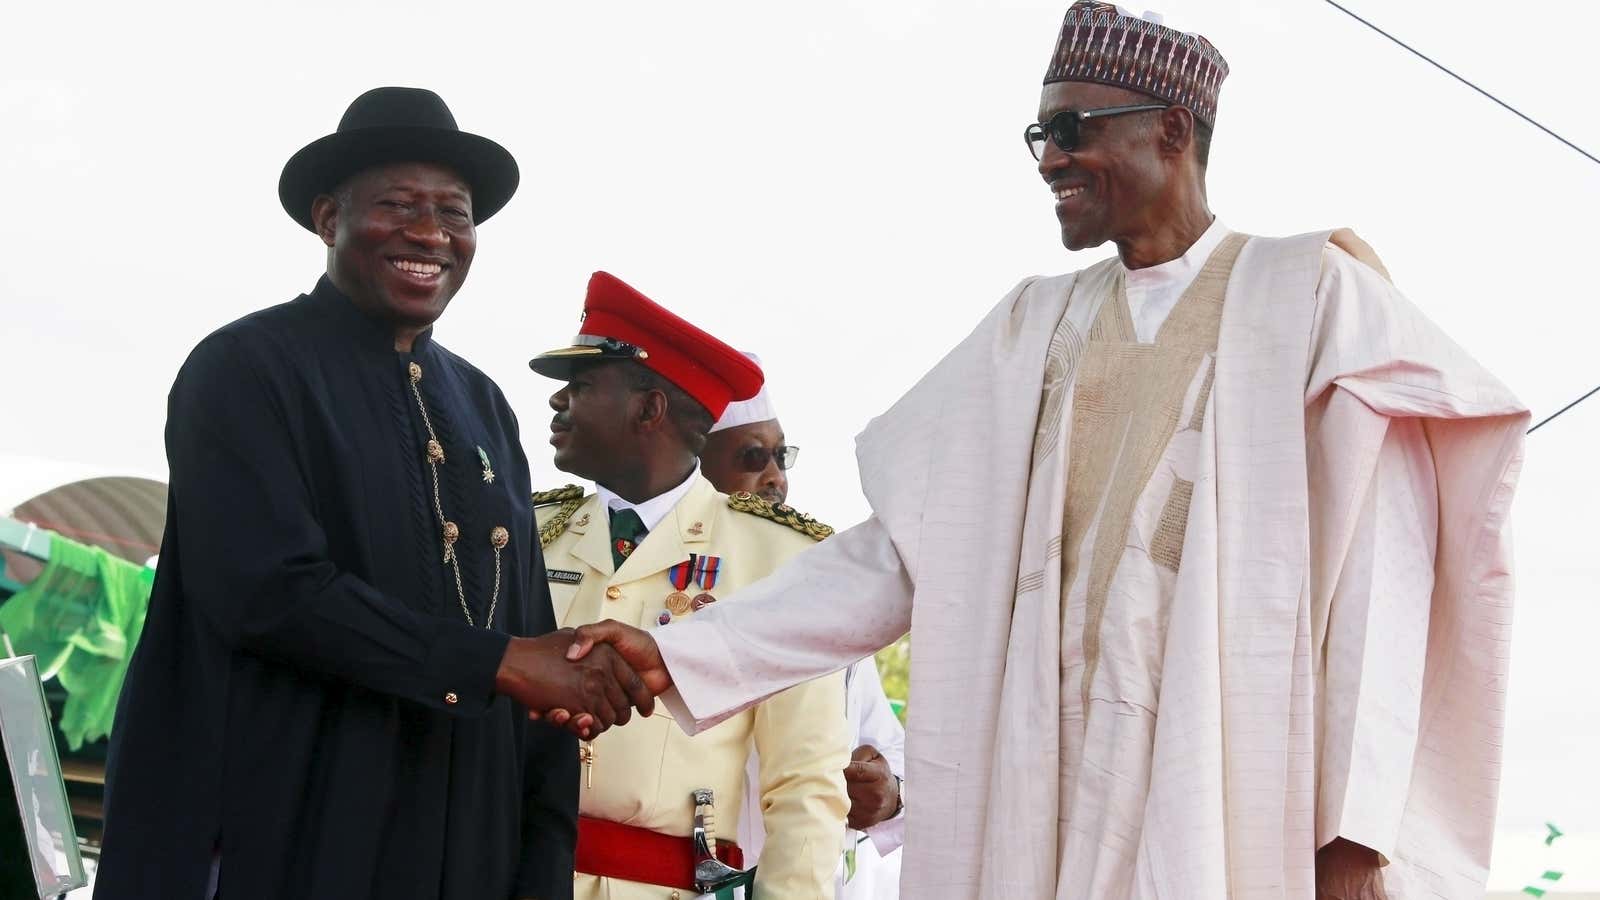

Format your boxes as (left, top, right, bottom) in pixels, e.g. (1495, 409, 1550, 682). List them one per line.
(656, 515, 913, 732)
(1311, 409, 1437, 861)
(1297, 243, 1525, 892)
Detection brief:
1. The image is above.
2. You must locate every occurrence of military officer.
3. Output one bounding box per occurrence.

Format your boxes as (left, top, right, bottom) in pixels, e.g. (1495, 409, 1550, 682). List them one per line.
(528, 271, 849, 900)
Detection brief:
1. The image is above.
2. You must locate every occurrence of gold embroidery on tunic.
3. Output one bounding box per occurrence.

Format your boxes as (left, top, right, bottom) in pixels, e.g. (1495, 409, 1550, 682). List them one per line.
(1018, 307, 1087, 601)
(1064, 233, 1248, 711)
(1034, 318, 1087, 465)
(1149, 478, 1195, 573)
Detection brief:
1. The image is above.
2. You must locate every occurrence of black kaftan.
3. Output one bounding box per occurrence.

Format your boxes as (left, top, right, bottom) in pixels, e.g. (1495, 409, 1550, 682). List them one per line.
(98, 276, 576, 900)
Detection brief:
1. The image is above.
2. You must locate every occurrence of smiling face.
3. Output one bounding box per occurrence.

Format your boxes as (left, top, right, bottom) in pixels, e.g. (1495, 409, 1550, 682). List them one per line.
(313, 161, 476, 339)
(1036, 81, 1169, 252)
(701, 419, 789, 505)
(547, 361, 642, 483)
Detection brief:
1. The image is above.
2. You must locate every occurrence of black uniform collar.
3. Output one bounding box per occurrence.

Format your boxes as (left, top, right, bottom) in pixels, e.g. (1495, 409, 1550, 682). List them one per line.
(307, 274, 437, 354)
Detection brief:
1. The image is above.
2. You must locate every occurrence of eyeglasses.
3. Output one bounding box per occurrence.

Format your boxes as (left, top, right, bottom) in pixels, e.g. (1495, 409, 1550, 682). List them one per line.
(1024, 104, 1168, 161)
(737, 445, 799, 473)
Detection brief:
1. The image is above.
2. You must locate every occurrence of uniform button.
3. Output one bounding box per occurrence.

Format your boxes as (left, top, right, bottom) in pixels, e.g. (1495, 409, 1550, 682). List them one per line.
(605, 586, 622, 600)
(444, 692, 458, 705)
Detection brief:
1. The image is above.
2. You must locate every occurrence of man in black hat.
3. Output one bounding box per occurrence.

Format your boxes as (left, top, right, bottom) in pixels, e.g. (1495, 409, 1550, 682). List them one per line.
(97, 87, 651, 900)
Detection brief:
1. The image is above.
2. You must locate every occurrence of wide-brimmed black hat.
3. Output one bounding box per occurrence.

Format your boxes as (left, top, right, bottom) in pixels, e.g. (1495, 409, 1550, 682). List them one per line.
(278, 86, 519, 232)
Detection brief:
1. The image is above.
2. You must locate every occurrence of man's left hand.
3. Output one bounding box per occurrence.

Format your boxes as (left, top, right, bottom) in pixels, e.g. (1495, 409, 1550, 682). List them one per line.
(1315, 838, 1388, 900)
(843, 744, 900, 830)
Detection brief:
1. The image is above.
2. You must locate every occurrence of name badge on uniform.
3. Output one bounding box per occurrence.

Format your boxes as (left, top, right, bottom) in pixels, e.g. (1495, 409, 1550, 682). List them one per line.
(546, 568, 584, 585)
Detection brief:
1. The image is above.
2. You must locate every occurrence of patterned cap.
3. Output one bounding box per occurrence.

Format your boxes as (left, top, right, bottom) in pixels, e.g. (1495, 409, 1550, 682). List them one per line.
(1043, 3, 1229, 128)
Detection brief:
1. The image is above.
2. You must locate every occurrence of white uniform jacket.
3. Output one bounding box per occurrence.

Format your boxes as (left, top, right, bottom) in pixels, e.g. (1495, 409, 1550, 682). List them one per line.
(538, 476, 849, 900)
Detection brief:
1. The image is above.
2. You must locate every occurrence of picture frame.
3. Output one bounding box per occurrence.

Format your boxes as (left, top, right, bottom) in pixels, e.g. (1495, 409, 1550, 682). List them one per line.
(0, 654, 87, 899)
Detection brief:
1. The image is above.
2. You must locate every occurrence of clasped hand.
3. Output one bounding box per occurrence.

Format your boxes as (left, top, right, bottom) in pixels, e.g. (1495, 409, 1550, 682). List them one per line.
(494, 623, 672, 739)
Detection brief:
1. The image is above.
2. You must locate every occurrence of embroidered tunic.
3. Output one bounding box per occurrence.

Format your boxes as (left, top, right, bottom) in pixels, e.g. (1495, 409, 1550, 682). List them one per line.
(99, 276, 577, 900)
(1046, 235, 1240, 896)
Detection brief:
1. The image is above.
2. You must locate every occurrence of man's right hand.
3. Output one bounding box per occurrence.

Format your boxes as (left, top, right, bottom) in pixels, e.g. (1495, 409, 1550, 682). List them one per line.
(567, 620, 672, 691)
(529, 620, 672, 737)
(494, 630, 655, 739)
(843, 744, 900, 830)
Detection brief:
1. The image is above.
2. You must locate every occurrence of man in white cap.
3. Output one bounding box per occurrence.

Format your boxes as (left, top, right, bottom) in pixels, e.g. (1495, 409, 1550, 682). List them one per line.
(701, 355, 908, 899)
(699, 354, 793, 508)
(559, 4, 1529, 898)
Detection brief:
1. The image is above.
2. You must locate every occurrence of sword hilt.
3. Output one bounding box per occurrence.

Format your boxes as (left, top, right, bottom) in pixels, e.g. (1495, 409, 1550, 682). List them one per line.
(691, 788, 751, 894)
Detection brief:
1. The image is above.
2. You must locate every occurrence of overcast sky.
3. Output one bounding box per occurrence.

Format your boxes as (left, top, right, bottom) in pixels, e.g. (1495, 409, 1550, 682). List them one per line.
(4, 0, 1596, 889)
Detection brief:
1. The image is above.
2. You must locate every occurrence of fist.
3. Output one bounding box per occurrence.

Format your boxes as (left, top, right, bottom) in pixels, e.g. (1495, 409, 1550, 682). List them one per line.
(843, 744, 900, 830)
(1315, 838, 1388, 900)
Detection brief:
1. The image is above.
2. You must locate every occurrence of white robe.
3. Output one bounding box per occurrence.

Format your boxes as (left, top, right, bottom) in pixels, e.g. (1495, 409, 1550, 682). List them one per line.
(655, 230, 1527, 898)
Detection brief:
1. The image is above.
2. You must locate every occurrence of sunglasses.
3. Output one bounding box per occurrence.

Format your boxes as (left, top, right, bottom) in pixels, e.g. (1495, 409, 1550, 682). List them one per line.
(1024, 104, 1168, 160)
(736, 445, 799, 473)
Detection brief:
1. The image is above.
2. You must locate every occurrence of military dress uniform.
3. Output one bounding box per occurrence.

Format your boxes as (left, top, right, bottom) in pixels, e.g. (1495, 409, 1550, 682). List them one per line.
(527, 271, 850, 900)
(536, 477, 848, 900)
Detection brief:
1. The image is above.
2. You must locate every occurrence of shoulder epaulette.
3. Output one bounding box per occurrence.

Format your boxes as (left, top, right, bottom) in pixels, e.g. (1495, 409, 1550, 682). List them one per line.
(727, 491, 834, 541)
(532, 484, 585, 506)
(533, 486, 589, 549)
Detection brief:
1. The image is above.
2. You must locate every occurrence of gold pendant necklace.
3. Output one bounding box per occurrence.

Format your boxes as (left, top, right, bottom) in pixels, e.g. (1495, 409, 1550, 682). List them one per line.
(408, 361, 506, 628)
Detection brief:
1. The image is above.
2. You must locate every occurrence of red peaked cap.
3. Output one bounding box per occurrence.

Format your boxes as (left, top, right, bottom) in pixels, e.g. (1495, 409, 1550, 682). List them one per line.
(530, 272, 765, 421)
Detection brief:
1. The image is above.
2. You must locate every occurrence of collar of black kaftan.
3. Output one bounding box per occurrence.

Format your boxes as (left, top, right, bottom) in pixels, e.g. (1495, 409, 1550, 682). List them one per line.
(306, 274, 438, 354)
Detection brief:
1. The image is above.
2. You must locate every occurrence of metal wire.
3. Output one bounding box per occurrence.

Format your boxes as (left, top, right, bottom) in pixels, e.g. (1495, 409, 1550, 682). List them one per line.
(1321, 0, 1600, 166)
(1321, 0, 1599, 435)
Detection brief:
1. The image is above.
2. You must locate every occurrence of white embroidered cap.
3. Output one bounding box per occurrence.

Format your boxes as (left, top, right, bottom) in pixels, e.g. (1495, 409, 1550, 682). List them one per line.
(709, 352, 778, 432)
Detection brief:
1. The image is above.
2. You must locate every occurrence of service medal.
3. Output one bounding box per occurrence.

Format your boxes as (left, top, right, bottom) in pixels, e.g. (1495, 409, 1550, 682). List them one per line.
(691, 592, 717, 610)
(666, 555, 698, 616)
(693, 555, 722, 593)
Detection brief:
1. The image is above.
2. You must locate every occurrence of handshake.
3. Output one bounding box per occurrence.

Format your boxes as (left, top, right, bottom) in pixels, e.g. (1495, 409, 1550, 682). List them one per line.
(493, 621, 671, 738)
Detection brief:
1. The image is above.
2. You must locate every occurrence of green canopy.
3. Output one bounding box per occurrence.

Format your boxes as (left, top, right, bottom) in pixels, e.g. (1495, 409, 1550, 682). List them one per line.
(0, 533, 151, 749)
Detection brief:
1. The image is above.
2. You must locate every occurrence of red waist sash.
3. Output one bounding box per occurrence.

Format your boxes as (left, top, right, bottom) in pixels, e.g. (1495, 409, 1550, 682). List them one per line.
(576, 815, 745, 891)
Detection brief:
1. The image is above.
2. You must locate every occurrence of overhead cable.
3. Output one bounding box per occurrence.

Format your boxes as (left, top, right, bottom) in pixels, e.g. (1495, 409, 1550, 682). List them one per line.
(1321, 0, 1599, 434)
(1527, 384, 1600, 435)
(1320, 0, 1600, 167)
